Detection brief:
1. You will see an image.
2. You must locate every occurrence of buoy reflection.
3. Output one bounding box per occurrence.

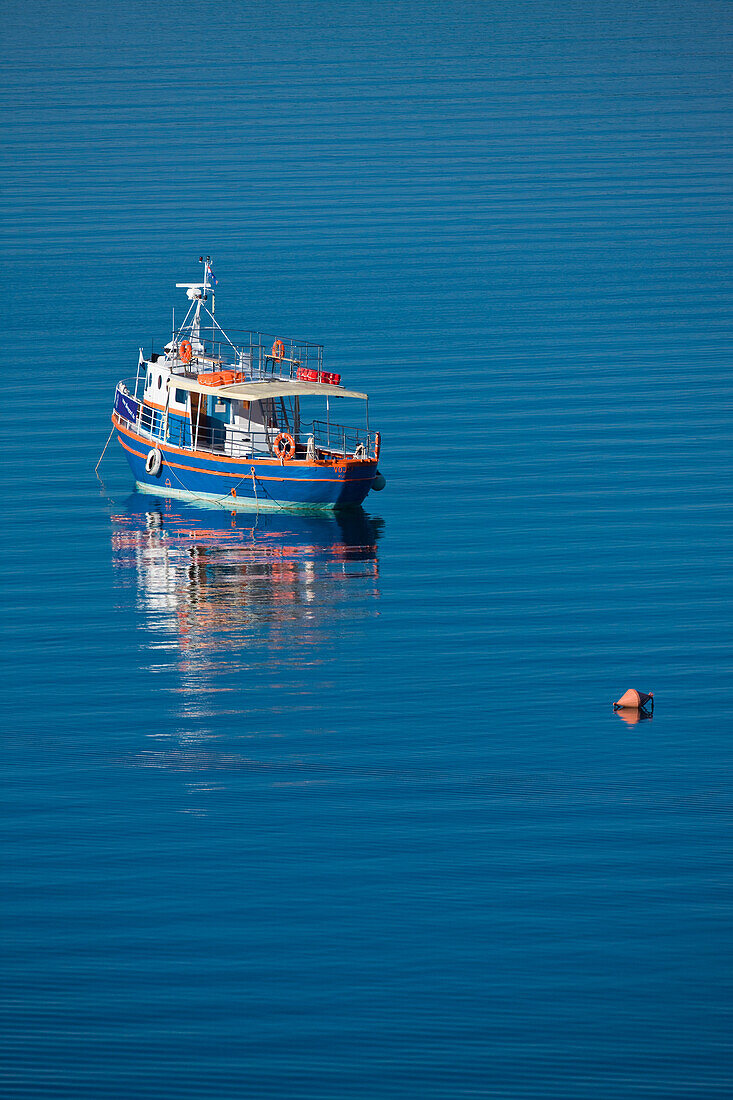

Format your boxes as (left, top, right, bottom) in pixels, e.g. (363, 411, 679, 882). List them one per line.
(614, 706, 653, 726)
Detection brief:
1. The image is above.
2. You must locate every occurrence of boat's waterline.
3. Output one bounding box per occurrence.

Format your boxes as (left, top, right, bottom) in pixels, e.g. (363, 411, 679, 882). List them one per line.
(134, 480, 353, 513)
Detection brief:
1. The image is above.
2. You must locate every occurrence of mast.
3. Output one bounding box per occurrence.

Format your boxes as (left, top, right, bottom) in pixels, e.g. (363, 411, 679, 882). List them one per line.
(201, 254, 215, 349)
(175, 256, 230, 357)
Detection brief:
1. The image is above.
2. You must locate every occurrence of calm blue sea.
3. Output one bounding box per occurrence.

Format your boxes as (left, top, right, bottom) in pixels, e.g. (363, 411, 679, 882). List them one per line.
(2, 1, 732, 1096)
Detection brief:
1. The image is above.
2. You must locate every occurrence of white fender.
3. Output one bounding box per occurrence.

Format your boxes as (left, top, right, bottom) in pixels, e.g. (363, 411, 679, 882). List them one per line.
(145, 448, 162, 477)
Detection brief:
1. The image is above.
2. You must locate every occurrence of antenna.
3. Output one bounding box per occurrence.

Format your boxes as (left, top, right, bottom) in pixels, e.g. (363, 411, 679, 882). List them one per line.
(210, 254, 215, 328)
(202, 254, 215, 339)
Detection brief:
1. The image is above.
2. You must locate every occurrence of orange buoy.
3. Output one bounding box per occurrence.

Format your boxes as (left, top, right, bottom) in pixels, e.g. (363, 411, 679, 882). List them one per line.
(272, 339, 285, 361)
(613, 689, 654, 711)
(179, 340, 192, 364)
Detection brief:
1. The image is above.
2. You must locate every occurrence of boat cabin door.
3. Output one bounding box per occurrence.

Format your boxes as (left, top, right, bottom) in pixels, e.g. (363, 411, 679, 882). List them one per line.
(190, 392, 228, 451)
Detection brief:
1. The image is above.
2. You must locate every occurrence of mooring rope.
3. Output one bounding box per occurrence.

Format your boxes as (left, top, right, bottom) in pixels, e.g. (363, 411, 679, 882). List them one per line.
(165, 453, 293, 514)
(94, 425, 116, 477)
(114, 425, 300, 514)
(164, 457, 252, 509)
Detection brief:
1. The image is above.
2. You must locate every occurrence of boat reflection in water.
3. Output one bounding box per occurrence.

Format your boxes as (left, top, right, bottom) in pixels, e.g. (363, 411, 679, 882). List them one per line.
(111, 494, 382, 664)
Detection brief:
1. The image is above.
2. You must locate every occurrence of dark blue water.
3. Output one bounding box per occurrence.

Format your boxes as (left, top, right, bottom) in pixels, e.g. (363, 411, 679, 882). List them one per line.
(3, 2, 732, 1096)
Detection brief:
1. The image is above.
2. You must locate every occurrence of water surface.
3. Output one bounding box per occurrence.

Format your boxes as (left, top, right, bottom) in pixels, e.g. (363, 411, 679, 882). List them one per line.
(2, 2, 732, 1096)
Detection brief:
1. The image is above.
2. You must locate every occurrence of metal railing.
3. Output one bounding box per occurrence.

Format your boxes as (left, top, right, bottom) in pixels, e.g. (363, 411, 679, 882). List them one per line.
(114, 383, 377, 461)
(310, 420, 374, 457)
(168, 329, 325, 384)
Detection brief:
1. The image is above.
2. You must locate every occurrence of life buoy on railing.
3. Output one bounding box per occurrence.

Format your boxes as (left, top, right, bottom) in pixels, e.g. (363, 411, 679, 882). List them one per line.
(179, 340, 192, 364)
(271, 339, 285, 361)
(274, 432, 296, 460)
(145, 448, 162, 477)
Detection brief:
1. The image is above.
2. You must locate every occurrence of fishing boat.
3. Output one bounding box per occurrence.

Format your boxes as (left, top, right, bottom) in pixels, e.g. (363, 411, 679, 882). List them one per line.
(110, 257, 385, 510)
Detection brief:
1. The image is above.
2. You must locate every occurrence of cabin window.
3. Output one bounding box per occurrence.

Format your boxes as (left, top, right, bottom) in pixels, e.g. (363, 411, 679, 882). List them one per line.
(146, 372, 151, 388)
(157, 375, 162, 390)
(175, 389, 187, 405)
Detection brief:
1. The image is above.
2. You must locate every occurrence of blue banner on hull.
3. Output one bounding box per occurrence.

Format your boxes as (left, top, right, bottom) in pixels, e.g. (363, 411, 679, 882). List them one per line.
(115, 390, 139, 422)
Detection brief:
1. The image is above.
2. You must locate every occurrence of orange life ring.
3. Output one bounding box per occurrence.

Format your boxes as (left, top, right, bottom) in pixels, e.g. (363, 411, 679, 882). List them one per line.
(274, 432, 296, 460)
(272, 339, 285, 361)
(179, 340, 192, 364)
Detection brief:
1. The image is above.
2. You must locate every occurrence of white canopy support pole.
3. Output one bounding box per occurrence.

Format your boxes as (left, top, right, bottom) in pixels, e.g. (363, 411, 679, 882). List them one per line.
(163, 382, 171, 444)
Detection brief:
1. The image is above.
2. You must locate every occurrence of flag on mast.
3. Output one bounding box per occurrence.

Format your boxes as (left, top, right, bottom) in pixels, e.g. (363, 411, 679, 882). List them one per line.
(206, 261, 217, 287)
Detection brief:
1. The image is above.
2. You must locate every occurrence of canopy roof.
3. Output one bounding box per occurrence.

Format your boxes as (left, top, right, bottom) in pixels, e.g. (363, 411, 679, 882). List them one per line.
(169, 375, 367, 402)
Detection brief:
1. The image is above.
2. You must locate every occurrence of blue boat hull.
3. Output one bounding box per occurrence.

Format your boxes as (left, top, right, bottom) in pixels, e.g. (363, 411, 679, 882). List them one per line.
(114, 416, 377, 511)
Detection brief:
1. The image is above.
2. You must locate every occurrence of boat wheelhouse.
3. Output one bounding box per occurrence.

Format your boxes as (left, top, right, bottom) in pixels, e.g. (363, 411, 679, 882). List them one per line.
(111, 258, 384, 510)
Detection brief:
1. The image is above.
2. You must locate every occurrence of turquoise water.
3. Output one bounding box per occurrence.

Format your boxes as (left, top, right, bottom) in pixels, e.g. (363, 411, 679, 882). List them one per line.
(3, 2, 732, 1096)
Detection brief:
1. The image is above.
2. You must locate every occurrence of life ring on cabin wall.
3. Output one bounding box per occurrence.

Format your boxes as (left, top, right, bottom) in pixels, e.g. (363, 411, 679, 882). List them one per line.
(145, 448, 162, 477)
(274, 432, 296, 460)
(179, 340, 192, 364)
(271, 339, 285, 361)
